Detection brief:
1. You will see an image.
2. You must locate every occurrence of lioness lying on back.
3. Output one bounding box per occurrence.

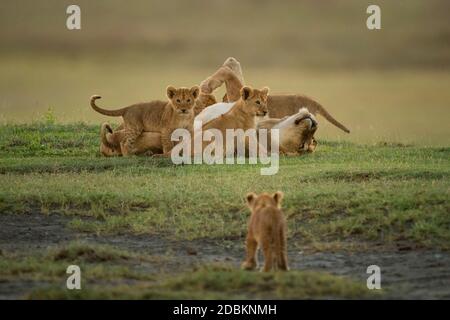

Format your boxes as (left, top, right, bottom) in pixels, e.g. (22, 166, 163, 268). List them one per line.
(91, 86, 200, 156)
(198, 62, 318, 155)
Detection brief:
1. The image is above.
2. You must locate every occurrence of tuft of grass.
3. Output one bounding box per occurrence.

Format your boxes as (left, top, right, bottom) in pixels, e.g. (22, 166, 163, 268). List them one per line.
(42, 108, 57, 126)
(48, 242, 134, 263)
(0, 242, 159, 282)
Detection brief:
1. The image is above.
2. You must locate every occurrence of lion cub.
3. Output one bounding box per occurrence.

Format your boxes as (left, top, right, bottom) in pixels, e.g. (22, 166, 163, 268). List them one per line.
(91, 86, 200, 155)
(194, 86, 269, 156)
(99, 123, 163, 157)
(242, 191, 288, 272)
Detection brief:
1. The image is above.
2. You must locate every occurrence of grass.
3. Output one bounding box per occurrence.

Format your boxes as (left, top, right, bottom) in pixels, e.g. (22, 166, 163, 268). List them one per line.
(1, 242, 376, 299)
(47, 241, 138, 263)
(0, 242, 158, 282)
(25, 265, 374, 300)
(1, 122, 449, 249)
(0, 122, 99, 157)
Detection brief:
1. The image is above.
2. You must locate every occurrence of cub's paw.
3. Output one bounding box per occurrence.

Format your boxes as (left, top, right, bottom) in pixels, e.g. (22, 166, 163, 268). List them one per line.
(307, 138, 318, 153)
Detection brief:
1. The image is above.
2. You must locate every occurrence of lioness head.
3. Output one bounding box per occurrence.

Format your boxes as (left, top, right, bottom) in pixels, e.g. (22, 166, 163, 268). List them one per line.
(274, 108, 318, 152)
(240, 86, 269, 117)
(246, 191, 284, 210)
(167, 86, 200, 116)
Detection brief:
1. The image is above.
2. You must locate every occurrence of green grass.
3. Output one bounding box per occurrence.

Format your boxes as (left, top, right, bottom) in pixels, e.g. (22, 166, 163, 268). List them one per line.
(1, 242, 375, 299)
(0, 242, 158, 282)
(1, 123, 449, 249)
(0, 122, 99, 157)
(25, 265, 374, 300)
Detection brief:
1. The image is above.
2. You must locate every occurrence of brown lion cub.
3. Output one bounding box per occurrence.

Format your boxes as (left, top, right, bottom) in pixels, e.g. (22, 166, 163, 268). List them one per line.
(193, 86, 269, 157)
(242, 192, 288, 272)
(99, 123, 163, 157)
(91, 86, 200, 155)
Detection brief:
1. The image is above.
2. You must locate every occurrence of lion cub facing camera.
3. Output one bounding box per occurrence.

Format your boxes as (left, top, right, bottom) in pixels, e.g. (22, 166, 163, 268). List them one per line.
(242, 192, 288, 272)
(91, 86, 200, 156)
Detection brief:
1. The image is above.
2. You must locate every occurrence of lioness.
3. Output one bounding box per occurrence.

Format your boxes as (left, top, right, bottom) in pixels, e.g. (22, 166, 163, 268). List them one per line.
(91, 86, 200, 155)
(202, 60, 350, 133)
(257, 108, 318, 155)
(242, 191, 288, 272)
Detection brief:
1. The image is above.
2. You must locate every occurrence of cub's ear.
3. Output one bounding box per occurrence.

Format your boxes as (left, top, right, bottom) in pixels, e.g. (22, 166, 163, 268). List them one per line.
(273, 191, 284, 207)
(166, 86, 177, 99)
(246, 192, 257, 207)
(190, 86, 200, 99)
(261, 87, 270, 98)
(240, 86, 253, 100)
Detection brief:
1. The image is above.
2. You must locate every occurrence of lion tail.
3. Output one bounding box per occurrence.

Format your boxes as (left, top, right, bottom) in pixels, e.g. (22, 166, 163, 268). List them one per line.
(100, 122, 119, 149)
(312, 101, 350, 134)
(90, 95, 126, 117)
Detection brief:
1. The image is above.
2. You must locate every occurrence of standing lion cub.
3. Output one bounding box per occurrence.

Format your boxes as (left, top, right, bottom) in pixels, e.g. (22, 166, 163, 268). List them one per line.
(91, 86, 200, 155)
(242, 191, 289, 272)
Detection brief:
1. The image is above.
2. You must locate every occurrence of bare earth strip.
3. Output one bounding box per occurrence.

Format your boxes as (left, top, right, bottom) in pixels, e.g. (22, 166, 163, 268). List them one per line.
(1, 213, 448, 299)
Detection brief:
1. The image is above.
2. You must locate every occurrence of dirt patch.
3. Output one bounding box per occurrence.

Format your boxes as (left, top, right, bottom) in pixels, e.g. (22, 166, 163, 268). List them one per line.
(0, 213, 449, 299)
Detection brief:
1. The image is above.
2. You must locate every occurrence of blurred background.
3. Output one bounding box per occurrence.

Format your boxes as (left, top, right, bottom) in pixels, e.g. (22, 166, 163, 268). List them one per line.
(0, 0, 449, 145)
